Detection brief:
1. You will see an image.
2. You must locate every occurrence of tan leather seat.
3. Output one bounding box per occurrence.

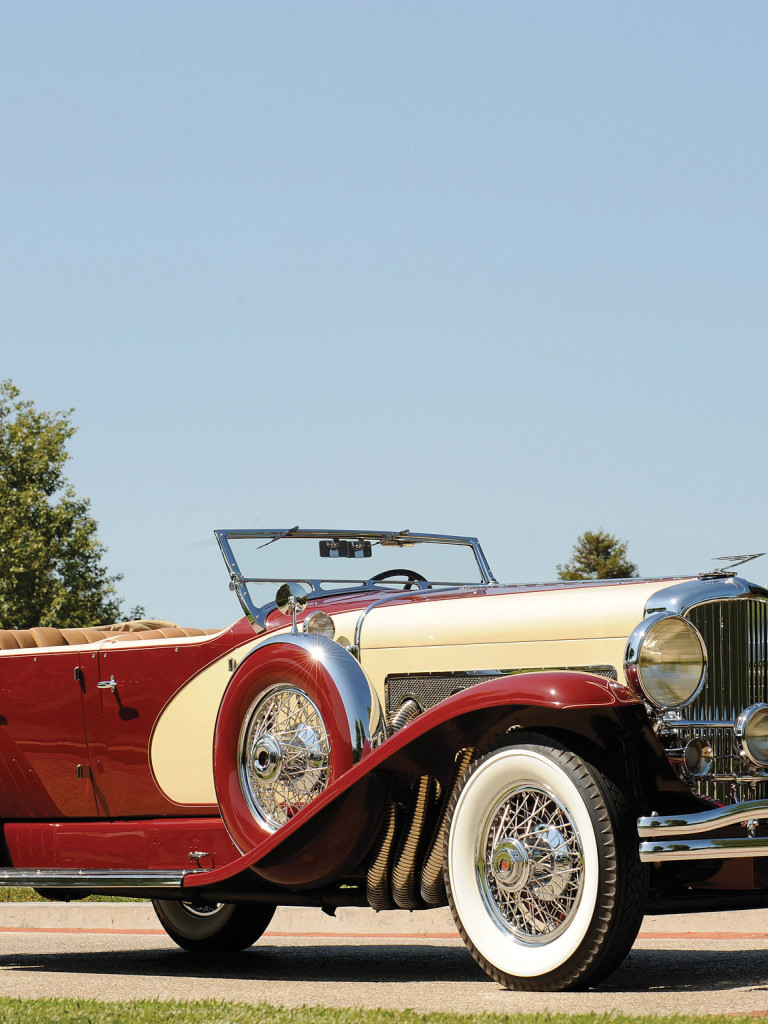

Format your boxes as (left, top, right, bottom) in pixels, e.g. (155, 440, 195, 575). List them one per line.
(61, 628, 116, 645)
(28, 627, 67, 648)
(106, 626, 220, 642)
(0, 630, 36, 650)
(0, 623, 220, 649)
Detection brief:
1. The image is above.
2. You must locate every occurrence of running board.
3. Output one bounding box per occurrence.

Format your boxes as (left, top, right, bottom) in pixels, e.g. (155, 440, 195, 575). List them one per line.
(0, 868, 196, 889)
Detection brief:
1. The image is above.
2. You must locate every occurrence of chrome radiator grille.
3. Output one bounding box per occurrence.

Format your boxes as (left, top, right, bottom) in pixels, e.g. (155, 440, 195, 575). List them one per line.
(687, 599, 768, 717)
(681, 598, 768, 799)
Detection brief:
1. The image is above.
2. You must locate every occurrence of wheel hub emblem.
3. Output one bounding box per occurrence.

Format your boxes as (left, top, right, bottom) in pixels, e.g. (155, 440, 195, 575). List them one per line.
(491, 839, 529, 891)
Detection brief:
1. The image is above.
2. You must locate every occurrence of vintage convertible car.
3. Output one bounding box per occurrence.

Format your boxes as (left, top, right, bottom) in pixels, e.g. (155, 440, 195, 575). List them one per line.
(1, 528, 768, 991)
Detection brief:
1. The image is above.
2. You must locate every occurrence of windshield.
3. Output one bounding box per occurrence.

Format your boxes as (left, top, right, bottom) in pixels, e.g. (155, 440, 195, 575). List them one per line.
(216, 528, 496, 626)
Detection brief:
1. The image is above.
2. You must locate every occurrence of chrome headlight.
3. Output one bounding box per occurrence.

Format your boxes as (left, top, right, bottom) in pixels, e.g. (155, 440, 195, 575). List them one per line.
(303, 610, 335, 640)
(736, 704, 768, 767)
(624, 613, 706, 710)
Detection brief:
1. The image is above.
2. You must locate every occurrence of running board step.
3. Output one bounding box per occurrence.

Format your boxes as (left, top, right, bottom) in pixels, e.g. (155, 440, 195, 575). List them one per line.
(0, 868, 195, 889)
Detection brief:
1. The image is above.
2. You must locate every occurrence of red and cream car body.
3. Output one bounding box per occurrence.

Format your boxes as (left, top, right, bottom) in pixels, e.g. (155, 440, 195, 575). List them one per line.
(1, 528, 768, 991)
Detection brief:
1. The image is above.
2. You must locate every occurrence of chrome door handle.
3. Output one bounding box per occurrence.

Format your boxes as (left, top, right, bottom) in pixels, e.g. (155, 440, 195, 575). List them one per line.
(97, 675, 117, 693)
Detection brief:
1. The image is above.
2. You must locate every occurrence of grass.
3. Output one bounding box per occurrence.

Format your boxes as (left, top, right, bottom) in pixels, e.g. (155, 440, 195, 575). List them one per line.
(0, 887, 142, 903)
(0, 1007, 762, 1024)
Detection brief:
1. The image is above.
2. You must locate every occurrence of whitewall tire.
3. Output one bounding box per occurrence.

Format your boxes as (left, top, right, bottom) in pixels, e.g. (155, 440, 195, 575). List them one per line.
(445, 738, 645, 991)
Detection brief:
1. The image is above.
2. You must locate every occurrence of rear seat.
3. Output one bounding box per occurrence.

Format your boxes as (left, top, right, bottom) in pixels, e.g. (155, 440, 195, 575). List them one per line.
(104, 626, 218, 643)
(0, 621, 221, 650)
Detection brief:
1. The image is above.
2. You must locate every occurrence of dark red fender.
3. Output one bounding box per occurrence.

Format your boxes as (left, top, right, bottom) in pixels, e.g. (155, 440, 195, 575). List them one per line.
(184, 670, 653, 891)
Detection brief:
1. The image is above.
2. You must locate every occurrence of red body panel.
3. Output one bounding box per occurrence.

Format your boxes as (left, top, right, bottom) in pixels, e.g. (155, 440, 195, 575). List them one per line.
(0, 618, 260, 823)
(0, 650, 97, 818)
(4, 817, 239, 871)
(94, 630, 236, 817)
(1, 667, 635, 875)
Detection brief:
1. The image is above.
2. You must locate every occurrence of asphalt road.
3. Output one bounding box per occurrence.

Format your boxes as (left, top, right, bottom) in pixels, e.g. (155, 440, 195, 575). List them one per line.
(2, 906, 768, 1016)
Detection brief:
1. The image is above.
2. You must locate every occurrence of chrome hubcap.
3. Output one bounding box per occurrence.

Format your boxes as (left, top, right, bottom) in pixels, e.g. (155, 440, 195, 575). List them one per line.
(251, 734, 282, 782)
(490, 838, 529, 890)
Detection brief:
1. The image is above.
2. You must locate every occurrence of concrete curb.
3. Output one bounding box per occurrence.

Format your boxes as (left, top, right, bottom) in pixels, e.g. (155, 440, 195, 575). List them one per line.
(1, 901, 766, 937)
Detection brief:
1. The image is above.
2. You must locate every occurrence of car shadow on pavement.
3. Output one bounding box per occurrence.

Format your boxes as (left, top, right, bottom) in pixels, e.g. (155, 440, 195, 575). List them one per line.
(2, 940, 768, 992)
(0, 942, 489, 985)
(605, 946, 768, 992)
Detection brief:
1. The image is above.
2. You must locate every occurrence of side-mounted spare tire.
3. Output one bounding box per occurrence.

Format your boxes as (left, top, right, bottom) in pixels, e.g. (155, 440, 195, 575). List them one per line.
(213, 632, 388, 888)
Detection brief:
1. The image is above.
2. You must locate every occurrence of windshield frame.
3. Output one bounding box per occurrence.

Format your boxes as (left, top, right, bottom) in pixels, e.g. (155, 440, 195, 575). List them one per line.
(215, 528, 497, 627)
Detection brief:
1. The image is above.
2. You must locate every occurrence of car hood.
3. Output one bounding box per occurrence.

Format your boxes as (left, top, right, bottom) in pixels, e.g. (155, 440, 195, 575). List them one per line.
(355, 578, 692, 650)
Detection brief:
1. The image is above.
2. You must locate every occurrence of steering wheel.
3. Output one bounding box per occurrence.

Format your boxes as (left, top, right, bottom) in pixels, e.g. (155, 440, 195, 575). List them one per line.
(368, 569, 429, 591)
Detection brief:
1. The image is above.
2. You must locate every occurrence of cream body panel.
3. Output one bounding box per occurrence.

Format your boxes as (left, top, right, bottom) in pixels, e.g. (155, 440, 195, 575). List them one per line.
(361, 638, 627, 705)
(359, 580, 683, 650)
(150, 638, 262, 805)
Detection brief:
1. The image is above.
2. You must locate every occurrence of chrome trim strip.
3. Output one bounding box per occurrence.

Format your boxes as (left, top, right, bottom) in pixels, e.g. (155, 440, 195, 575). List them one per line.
(640, 836, 768, 862)
(638, 800, 768, 837)
(0, 869, 192, 888)
(660, 718, 736, 728)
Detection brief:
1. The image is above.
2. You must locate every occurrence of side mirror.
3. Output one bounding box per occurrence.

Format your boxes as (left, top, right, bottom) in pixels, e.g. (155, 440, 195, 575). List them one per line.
(275, 582, 309, 633)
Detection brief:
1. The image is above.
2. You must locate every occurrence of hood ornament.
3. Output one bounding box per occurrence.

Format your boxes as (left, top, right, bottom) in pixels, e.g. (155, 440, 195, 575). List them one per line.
(704, 553, 766, 576)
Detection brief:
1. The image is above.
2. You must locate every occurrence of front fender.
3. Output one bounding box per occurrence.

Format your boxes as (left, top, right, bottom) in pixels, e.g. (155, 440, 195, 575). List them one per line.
(186, 670, 674, 891)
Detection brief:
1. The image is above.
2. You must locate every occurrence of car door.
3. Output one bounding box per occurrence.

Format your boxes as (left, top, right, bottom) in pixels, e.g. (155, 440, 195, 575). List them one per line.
(90, 632, 234, 817)
(0, 647, 99, 818)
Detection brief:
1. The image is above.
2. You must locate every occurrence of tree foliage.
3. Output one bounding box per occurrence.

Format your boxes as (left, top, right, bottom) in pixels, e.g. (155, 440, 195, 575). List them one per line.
(0, 380, 124, 629)
(557, 529, 638, 581)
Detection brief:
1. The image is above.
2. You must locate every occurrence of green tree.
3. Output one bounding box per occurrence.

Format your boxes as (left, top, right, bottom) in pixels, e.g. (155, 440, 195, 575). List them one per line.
(0, 380, 124, 628)
(557, 529, 638, 581)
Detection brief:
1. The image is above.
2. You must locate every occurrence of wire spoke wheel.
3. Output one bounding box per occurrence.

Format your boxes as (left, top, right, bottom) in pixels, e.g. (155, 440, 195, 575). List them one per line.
(480, 784, 584, 942)
(240, 684, 330, 830)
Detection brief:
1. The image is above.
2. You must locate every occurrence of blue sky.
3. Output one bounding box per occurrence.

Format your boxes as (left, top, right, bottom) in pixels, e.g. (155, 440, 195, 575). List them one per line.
(2, 2, 767, 626)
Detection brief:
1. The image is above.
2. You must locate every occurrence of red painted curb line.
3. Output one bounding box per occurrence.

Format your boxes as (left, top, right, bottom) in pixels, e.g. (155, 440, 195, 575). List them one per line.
(3, 926, 768, 941)
(641, 931, 768, 940)
(0, 927, 165, 935)
(0, 927, 459, 939)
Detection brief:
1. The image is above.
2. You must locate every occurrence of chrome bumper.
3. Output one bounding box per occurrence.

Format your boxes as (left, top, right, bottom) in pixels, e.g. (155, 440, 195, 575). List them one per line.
(638, 799, 768, 862)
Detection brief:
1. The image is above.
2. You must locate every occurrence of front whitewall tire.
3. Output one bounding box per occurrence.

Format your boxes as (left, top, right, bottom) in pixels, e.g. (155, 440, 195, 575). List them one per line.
(445, 738, 645, 991)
